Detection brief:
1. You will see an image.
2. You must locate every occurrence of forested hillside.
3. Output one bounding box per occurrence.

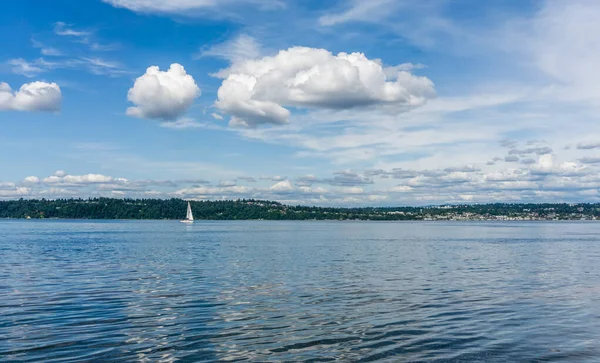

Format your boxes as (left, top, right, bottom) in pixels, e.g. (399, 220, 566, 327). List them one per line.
(1, 198, 600, 220)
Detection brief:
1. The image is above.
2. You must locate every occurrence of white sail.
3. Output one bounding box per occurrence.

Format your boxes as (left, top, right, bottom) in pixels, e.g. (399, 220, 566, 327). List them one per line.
(186, 202, 194, 221)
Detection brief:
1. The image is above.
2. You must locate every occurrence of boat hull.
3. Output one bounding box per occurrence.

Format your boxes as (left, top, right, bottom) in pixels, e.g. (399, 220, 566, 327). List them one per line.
(180, 220, 194, 224)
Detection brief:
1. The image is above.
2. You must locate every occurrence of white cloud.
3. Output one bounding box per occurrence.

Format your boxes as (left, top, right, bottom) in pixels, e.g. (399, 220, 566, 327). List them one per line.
(530, 154, 587, 176)
(368, 195, 388, 202)
(317, 0, 456, 50)
(82, 57, 128, 76)
(54, 22, 90, 40)
(126, 63, 200, 121)
(103, 0, 215, 12)
(270, 180, 294, 193)
(319, 0, 397, 26)
(6, 149, 600, 204)
(513, 0, 600, 103)
(31, 39, 63, 57)
(8, 59, 45, 77)
(459, 194, 474, 201)
(7, 57, 127, 77)
(39, 172, 114, 185)
(215, 47, 435, 127)
(160, 118, 203, 129)
(63, 174, 113, 184)
(440, 171, 474, 183)
(0, 82, 61, 112)
(344, 187, 364, 194)
(41, 48, 63, 56)
(390, 185, 413, 192)
(261, 175, 287, 182)
(0, 182, 16, 189)
(0, 187, 32, 198)
(53, 22, 117, 52)
(485, 169, 527, 182)
(102, 0, 283, 13)
(43, 176, 62, 184)
(199, 34, 262, 63)
(23, 176, 40, 184)
(217, 180, 237, 187)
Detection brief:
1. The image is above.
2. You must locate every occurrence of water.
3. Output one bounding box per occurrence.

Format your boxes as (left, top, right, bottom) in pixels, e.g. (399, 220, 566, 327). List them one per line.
(1, 220, 600, 362)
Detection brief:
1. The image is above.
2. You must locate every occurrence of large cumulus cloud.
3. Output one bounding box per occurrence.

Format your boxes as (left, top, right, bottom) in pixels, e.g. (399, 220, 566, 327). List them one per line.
(126, 63, 200, 121)
(214, 47, 435, 127)
(0, 81, 61, 112)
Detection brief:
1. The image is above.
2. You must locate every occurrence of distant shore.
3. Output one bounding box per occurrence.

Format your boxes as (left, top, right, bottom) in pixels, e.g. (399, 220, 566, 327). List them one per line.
(3, 218, 598, 222)
(1, 198, 599, 221)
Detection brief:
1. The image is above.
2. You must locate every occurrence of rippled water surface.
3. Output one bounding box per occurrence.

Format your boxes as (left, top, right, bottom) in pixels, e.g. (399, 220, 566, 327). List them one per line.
(2, 221, 600, 362)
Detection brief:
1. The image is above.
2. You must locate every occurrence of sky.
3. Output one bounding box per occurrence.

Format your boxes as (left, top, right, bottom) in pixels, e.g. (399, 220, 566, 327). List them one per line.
(2, 0, 600, 206)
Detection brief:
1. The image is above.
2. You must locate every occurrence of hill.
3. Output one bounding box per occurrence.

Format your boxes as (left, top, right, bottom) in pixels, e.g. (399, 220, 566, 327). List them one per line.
(1, 198, 600, 221)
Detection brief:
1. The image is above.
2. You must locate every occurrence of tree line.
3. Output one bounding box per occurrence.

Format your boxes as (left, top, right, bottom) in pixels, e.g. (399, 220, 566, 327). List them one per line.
(0, 198, 599, 220)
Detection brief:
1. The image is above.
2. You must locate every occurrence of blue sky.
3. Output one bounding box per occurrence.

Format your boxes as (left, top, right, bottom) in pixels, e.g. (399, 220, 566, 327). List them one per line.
(2, 0, 600, 205)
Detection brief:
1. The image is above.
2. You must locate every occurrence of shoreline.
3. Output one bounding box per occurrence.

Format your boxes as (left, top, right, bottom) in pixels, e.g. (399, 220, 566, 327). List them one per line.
(3, 198, 600, 221)
(2, 217, 598, 222)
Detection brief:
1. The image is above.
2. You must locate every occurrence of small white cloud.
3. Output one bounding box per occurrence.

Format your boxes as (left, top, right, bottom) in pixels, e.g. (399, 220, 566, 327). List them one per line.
(270, 180, 294, 192)
(0, 81, 61, 112)
(42, 48, 63, 56)
(102, 0, 283, 13)
(82, 57, 127, 76)
(344, 187, 364, 194)
(530, 154, 586, 176)
(261, 175, 287, 182)
(211, 112, 224, 120)
(8, 59, 45, 77)
(103, 0, 216, 12)
(160, 118, 203, 129)
(7, 57, 127, 77)
(54, 22, 90, 41)
(390, 185, 413, 192)
(368, 195, 388, 201)
(32, 38, 63, 57)
(440, 171, 474, 183)
(0, 187, 32, 198)
(0, 182, 16, 189)
(199, 34, 262, 63)
(40, 172, 115, 185)
(319, 0, 396, 26)
(23, 176, 40, 184)
(43, 176, 62, 183)
(126, 63, 200, 121)
(63, 174, 113, 184)
(53, 22, 118, 53)
(89, 42, 120, 51)
(459, 194, 474, 201)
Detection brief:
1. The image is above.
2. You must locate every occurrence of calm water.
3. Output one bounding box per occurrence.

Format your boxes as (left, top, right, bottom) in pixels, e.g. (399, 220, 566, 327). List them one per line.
(1, 221, 600, 362)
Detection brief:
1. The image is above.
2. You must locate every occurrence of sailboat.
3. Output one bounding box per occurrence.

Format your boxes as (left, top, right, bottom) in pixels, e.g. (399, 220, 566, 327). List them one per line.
(181, 201, 194, 223)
